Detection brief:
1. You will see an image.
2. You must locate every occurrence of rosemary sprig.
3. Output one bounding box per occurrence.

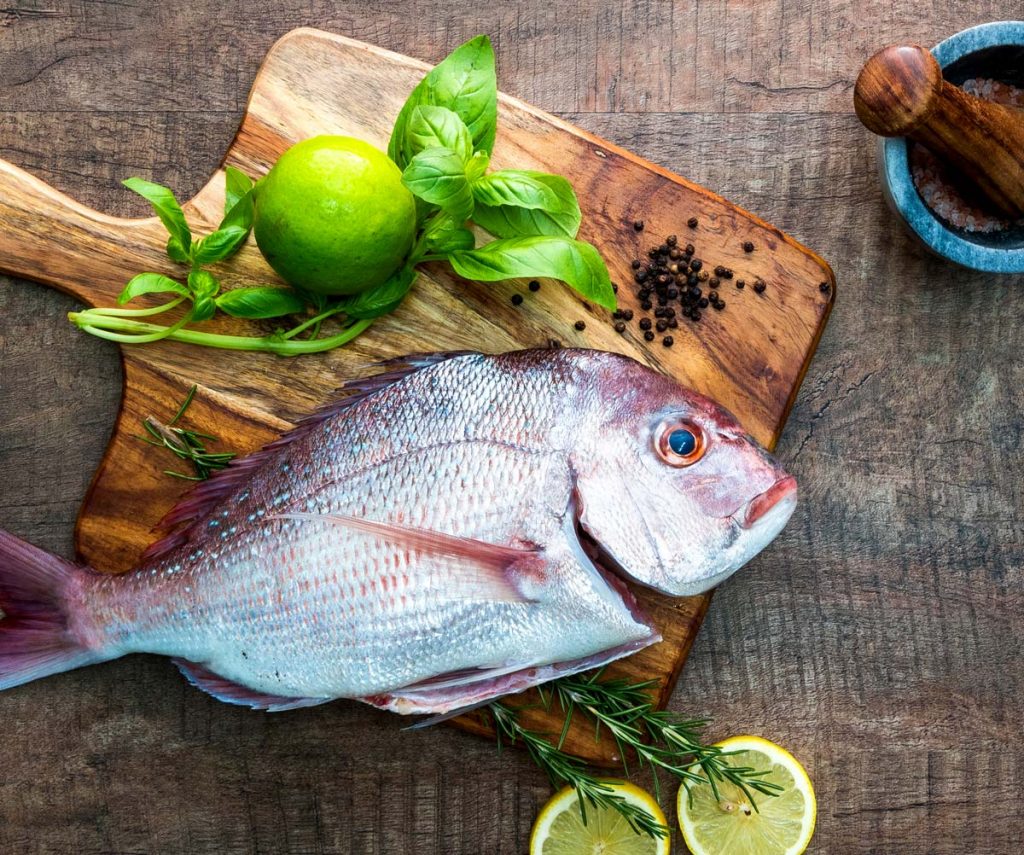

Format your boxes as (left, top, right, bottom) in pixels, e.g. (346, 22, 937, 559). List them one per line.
(489, 670, 783, 839)
(488, 702, 670, 839)
(136, 385, 235, 480)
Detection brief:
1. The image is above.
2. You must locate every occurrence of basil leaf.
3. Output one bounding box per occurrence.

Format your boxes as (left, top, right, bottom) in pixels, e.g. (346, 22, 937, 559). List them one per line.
(187, 269, 220, 301)
(166, 236, 191, 264)
(470, 172, 582, 238)
(449, 236, 615, 310)
(191, 295, 217, 322)
(464, 151, 489, 182)
(406, 105, 473, 162)
(389, 35, 497, 169)
(216, 287, 306, 319)
(421, 211, 476, 256)
(222, 167, 255, 232)
(118, 272, 189, 304)
(224, 166, 253, 215)
(402, 148, 473, 220)
(192, 226, 250, 265)
(339, 265, 418, 319)
(123, 177, 192, 258)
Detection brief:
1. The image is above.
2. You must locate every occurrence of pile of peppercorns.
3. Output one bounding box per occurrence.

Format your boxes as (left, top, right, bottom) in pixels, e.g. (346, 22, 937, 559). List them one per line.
(608, 220, 768, 348)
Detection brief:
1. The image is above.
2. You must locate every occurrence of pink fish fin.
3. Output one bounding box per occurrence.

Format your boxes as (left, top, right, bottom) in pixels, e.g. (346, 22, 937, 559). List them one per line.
(273, 512, 540, 604)
(402, 698, 495, 730)
(363, 633, 661, 718)
(0, 530, 108, 690)
(172, 658, 330, 713)
(142, 352, 481, 563)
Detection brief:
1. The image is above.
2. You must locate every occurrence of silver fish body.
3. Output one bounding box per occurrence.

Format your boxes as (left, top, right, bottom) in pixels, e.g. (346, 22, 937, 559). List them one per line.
(0, 349, 796, 714)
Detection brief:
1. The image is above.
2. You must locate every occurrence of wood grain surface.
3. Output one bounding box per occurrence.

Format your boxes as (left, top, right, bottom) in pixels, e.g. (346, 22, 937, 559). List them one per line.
(0, 2, 1022, 853)
(0, 27, 831, 764)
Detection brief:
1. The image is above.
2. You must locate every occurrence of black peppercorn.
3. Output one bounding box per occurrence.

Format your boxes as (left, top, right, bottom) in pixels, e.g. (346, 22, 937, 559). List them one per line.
(699, 297, 709, 308)
(644, 330, 655, 342)
(634, 220, 644, 231)
(529, 280, 541, 292)
(666, 234, 677, 246)
(709, 290, 718, 301)
(691, 309, 702, 321)
(736, 279, 745, 289)
(687, 216, 698, 228)
(654, 307, 665, 318)
(511, 294, 523, 306)
(709, 277, 720, 288)
(714, 266, 726, 277)
(614, 321, 626, 333)
(669, 318, 678, 329)
(743, 241, 754, 253)
(574, 320, 586, 331)
(641, 300, 652, 310)
(663, 335, 674, 347)
(690, 286, 702, 298)
(690, 259, 702, 272)
(665, 288, 677, 300)
(639, 318, 652, 331)
(753, 279, 766, 294)
(698, 270, 709, 282)
(656, 319, 668, 332)
(622, 309, 634, 321)
(685, 243, 695, 254)
(714, 299, 726, 309)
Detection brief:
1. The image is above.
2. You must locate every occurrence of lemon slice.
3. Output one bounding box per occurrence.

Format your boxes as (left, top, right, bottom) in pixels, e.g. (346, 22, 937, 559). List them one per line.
(677, 736, 816, 855)
(530, 780, 670, 855)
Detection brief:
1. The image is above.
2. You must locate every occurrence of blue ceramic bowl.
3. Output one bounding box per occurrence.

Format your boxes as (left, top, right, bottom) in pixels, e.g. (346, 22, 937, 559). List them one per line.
(877, 21, 1024, 273)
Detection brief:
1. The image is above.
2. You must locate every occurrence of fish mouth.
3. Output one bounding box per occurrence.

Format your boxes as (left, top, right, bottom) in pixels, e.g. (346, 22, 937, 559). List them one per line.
(736, 475, 798, 530)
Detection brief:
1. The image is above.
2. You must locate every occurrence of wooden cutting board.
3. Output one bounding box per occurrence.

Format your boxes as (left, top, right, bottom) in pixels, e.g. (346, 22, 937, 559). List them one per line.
(0, 28, 833, 763)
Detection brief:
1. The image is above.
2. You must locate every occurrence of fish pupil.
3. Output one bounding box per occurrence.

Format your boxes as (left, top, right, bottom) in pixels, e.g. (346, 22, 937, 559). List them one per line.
(668, 428, 697, 456)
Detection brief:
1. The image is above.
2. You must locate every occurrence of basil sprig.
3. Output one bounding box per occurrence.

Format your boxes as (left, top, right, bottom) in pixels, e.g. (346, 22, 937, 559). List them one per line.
(385, 34, 614, 310)
(70, 34, 616, 355)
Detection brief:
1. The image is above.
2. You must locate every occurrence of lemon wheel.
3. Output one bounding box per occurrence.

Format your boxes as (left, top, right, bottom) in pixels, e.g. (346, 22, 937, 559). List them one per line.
(530, 780, 670, 855)
(677, 735, 816, 855)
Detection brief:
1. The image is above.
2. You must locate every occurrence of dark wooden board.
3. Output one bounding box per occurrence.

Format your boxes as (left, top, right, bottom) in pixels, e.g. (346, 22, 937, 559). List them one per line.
(4, 3, 1020, 853)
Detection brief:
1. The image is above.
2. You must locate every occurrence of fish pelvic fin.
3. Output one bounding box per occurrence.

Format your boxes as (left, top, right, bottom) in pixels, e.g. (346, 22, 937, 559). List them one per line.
(271, 512, 542, 604)
(0, 530, 107, 690)
(173, 659, 331, 713)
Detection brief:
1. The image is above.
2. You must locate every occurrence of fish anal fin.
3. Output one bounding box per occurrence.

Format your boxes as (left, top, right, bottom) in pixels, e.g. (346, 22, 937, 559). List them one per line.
(273, 512, 542, 604)
(173, 659, 329, 713)
(142, 352, 480, 563)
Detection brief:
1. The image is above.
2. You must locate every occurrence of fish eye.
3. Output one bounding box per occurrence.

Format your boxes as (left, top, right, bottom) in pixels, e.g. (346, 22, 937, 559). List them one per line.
(655, 420, 705, 467)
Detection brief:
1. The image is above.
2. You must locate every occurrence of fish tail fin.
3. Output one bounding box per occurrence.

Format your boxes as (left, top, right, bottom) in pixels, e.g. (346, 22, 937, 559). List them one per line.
(0, 530, 103, 690)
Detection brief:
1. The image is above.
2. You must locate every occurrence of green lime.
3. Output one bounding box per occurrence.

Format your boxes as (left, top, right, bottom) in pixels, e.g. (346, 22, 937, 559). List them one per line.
(253, 135, 417, 296)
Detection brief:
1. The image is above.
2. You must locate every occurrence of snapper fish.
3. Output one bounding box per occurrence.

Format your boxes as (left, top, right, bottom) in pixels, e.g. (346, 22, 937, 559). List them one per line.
(0, 349, 796, 715)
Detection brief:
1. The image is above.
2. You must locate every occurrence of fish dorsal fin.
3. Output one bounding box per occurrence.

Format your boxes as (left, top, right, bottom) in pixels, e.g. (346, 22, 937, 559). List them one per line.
(173, 659, 330, 713)
(140, 352, 480, 564)
(273, 512, 540, 604)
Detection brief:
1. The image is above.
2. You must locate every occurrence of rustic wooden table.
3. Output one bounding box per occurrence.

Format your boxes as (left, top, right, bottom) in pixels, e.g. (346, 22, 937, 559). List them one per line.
(1, 2, 1021, 853)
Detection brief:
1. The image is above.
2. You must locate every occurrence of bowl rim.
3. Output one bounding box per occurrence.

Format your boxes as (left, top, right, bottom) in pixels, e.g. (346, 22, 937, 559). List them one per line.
(880, 20, 1024, 273)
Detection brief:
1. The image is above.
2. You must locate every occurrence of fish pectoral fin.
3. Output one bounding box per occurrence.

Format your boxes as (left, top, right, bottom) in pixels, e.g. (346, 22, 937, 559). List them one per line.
(271, 512, 541, 604)
(173, 659, 330, 713)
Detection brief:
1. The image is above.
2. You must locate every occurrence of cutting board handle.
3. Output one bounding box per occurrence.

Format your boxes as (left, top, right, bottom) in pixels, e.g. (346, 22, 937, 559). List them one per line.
(0, 158, 168, 306)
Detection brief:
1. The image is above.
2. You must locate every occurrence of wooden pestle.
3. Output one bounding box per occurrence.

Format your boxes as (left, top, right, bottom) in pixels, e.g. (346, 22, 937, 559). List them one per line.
(854, 44, 1024, 219)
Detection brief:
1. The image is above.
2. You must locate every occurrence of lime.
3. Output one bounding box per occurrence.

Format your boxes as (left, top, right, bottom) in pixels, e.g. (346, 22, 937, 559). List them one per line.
(677, 735, 816, 855)
(253, 135, 417, 295)
(530, 781, 670, 855)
